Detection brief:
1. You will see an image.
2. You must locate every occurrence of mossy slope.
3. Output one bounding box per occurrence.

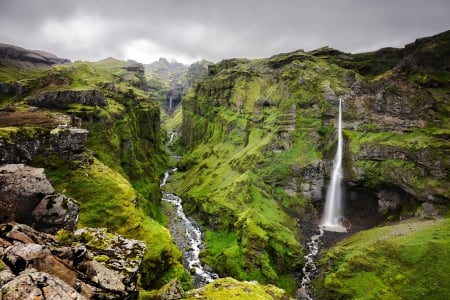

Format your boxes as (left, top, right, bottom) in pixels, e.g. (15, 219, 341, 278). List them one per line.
(314, 217, 450, 299)
(173, 30, 450, 295)
(0, 58, 188, 290)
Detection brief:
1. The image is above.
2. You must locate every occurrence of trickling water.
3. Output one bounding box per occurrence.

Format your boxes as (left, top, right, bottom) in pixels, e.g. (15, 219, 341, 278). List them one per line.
(321, 98, 346, 233)
(298, 228, 324, 300)
(160, 170, 218, 287)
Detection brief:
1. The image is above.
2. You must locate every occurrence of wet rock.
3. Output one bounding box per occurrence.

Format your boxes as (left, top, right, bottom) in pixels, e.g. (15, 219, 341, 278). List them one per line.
(28, 89, 107, 109)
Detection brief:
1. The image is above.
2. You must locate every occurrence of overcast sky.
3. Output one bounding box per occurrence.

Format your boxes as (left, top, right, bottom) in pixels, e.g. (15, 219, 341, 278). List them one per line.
(1, 0, 449, 64)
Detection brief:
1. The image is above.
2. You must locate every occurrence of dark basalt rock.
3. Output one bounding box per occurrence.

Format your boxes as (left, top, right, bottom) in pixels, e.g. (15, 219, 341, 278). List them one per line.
(28, 89, 107, 109)
(0, 126, 89, 164)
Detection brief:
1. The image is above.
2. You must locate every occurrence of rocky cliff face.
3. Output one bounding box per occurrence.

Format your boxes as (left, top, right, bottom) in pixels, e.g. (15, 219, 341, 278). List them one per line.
(174, 30, 450, 290)
(0, 126, 89, 164)
(28, 89, 107, 109)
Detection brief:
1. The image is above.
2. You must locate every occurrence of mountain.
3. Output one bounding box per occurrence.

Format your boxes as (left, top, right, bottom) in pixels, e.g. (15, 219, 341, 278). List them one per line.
(0, 29, 449, 299)
(173, 30, 450, 296)
(0, 43, 70, 68)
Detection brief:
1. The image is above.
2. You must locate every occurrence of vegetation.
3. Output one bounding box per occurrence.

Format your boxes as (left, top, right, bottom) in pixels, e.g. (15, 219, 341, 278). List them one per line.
(1, 30, 449, 298)
(170, 30, 450, 297)
(314, 217, 450, 299)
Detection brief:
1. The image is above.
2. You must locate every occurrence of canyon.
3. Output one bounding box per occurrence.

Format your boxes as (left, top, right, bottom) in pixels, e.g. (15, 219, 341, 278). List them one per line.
(0, 30, 449, 299)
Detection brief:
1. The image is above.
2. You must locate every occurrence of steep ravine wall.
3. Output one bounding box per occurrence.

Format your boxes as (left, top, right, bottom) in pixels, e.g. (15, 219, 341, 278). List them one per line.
(175, 31, 450, 293)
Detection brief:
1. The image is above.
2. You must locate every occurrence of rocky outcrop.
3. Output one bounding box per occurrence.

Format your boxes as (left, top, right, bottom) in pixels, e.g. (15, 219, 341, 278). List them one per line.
(0, 43, 70, 69)
(28, 89, 107, 109)
(50, 127, 89, 161)
(0, 82, 29, 96)
(0, 127, 89, 164)
(0, 223, 146, 299)
(0, 164, 79, 233)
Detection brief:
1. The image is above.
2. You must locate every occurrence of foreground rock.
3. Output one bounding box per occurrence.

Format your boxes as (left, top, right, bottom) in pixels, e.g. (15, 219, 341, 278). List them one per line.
(0, 164, 79, 233)
(0, 223, 146, 299)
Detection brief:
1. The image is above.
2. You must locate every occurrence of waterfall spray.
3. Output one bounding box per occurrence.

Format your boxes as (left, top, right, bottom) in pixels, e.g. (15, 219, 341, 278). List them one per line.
(321, 98, 346, 232)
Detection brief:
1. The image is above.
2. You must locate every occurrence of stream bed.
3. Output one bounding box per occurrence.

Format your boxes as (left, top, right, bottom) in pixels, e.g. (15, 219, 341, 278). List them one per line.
(160, 170, 218, 287)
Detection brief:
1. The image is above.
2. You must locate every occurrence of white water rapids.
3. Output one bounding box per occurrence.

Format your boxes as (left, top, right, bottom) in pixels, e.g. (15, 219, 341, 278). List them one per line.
(160, 170, 218, 287)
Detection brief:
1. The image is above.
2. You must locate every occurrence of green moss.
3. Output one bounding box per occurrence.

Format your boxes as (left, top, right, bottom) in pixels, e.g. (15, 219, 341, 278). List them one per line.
(314, 218, 450, 299)
(43, 157, 183, 289)
(184, 277, 290, 300)
(94, 255, 110, 263)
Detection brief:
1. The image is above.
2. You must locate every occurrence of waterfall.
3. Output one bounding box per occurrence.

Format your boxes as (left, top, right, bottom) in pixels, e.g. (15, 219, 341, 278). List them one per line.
(321, 98, 346, 232)
(169, 95, 173, 112)
(160, 170, 218, 287)
(168, 131, 176, 143)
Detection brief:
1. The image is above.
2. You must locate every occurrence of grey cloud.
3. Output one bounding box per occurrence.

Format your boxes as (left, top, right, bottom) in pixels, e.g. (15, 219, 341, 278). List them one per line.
(0, 0, 449, 63)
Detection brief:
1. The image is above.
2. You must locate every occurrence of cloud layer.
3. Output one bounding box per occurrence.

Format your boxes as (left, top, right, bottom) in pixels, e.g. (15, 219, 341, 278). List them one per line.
(1, 0, 449, 64)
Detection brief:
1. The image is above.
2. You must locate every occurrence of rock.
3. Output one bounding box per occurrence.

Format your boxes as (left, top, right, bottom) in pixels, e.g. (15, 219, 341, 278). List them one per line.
(0, 43, 70, 69)
(1, 269, 85, 300)
(417, 202, 445, 218)
(0, 82, 29, 96)
(27, 89, 107, 109)
(50, 127, 89, 160)
(153, 278, 185, 300)
(0, 164, 80, 233)
(377, 189, 402, 214)
(31, 194, 80, 234)
(0, 223, 146, 299)
(0, 164, 54, 224)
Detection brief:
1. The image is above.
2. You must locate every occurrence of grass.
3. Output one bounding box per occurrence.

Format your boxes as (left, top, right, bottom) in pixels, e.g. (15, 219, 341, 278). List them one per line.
(41, 157, 186, 289)
(315, 217, 450, 299)
(183, 277, 290, 300)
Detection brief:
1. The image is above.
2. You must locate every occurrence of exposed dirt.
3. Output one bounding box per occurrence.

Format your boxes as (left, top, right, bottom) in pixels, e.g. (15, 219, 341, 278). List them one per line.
(0, 111, 68, 127)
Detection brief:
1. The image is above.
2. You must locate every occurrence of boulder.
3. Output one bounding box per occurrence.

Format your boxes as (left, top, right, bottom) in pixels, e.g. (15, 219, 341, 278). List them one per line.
(31, 194, 80, 233)
(0, 164, 54, 223)
(0, 164, 79, 233)
(0, 223, 146, 300)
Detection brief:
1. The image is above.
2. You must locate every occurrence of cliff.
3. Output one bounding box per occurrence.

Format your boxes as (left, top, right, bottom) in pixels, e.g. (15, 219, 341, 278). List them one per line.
(0, 52, 187, 296)
(173, 30, 450, 294)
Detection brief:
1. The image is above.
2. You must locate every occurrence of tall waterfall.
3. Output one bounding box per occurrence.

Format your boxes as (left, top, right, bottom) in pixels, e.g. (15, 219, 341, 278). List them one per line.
(321, 98, 346, 232)
(169, 95, 173, 112)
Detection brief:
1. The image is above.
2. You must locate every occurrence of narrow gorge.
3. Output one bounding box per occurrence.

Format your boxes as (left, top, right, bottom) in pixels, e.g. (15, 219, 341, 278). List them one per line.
(1, 29, 449, 300)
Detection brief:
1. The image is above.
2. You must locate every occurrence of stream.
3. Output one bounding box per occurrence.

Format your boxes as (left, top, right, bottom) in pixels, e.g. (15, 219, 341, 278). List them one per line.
(298, 227, 323, 300)
(160, 169, 218, 287)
